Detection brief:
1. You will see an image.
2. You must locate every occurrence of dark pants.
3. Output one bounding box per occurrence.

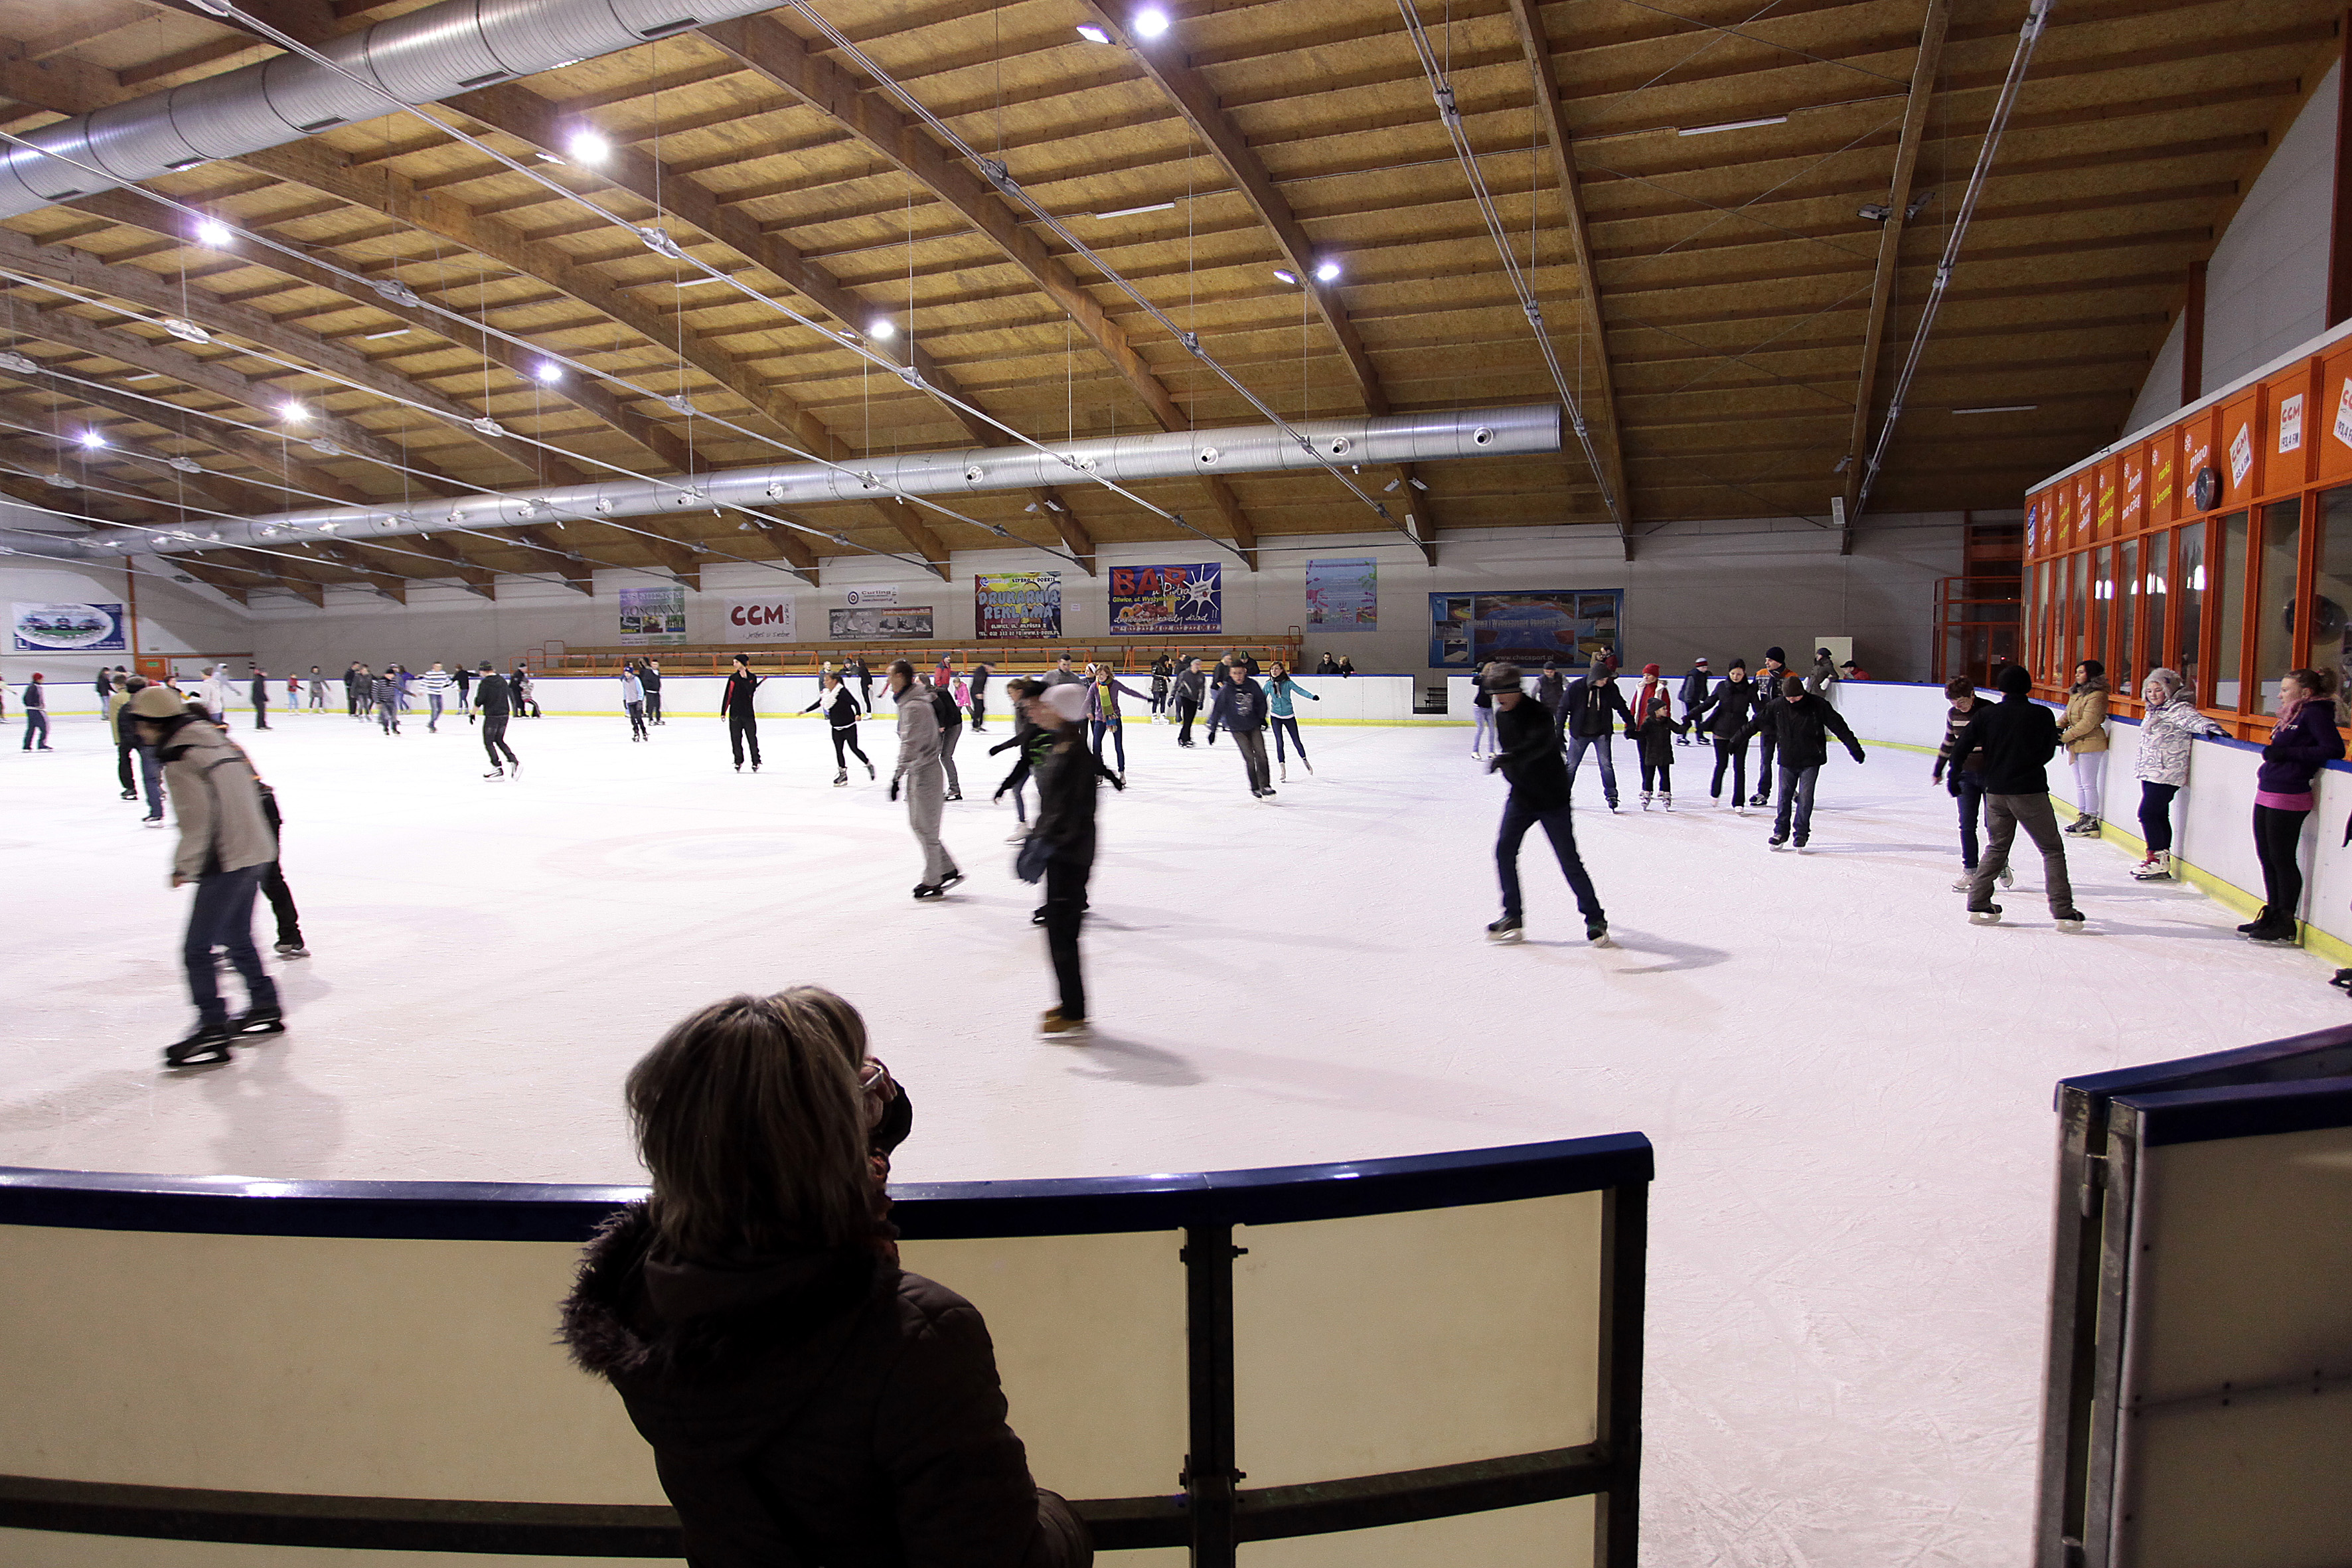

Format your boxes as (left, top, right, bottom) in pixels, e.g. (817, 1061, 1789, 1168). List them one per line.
(1710, 737, 1747, 802)
(1232, 726, 1271, 792)
(1565, 733, 1616, 804)
(23, 709, 48, 748)
(1271, 715, 1307, 763)
(2252, 805, 2310, 926)
(253, 702, 270, 730)
(969, 696, 986, 732)
(645, 688, 662, 722)
(1495, 796, 1603, 921)
(261, 862, 302, 947)
(117, 741, 137, 795)
(1954, 770, 1986, 868)
(1755, 730, 1778, 795)
(185, 864, 277, 1026)
(829, 725, 869, 769)
(857, 678, 873, 714)
(1175, 696, 1200, 744)
(1091, 718, 1125, 772)
(1044, 848, 1093, 1020)
(1970, 792, 2074, 912)
(728, 713, 761, 767)
(1640, 756, 1671, 793)
(135, 744, 163, 815)
(2140, 781, 2180, 854)
(347, 686, 359, 716)
(1772, 763, 1820, 842)
(626, 701, 647, 740)
(482, 716, 517, 767)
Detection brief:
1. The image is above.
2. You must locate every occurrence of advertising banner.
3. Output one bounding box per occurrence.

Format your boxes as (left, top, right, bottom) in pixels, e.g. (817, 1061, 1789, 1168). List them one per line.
(724, 596, 797, 643)
(975, 571, 1061, 640)
(618, 586, 687, 645)
(1304, 558, 1377, 631)
(843, 585, 899, 607)
(829, 605, 934, 640)
(12, 601, 127, 653)
(1427, 589, 1621, 668)
(1108, 563, 1220, 636)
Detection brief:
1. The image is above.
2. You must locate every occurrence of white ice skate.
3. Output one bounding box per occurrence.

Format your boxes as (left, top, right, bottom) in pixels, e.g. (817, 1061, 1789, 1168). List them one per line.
(2130, 853, 2172, 881)
(1486, 917, 1524, 944)
(2054, 909, 2088, 933)
(1968, 903, 2003, 926)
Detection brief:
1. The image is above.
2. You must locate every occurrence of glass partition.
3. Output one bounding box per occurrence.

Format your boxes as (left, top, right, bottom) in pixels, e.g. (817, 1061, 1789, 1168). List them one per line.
(2177, 522, 2205, 698)
(2088, 545, 2112, 680)
(2313, 488, 2352, 699)
(2068, 551, 2089, 679)
(2116, 537, 2140, 694)
(2253, 499, 2300, 713)
(2213, 512, 2247, 710)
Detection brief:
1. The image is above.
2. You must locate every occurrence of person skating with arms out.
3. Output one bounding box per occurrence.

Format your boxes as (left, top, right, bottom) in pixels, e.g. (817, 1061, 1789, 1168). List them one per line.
(888, 660, 963, 899)
(471, 662, 520, 779)
(1483, 663, 1608, 947)
(803, 670, 874, 785)
(1946, 665, 2087, 931)
(1264, 661, 1320, 781)
(1697, 657, 1759, 813)
(1730, 672, 1867, 852)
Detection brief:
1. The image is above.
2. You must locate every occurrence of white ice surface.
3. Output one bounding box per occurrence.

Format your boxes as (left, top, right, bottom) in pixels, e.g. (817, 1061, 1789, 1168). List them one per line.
(5, 710, 2347, 1567)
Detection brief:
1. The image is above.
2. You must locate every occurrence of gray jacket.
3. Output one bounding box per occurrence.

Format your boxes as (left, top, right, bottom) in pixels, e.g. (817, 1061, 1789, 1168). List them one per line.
(160, 721, 277, 879)
(894, 683, 941, 779)
(2135, 695, 2227, 786)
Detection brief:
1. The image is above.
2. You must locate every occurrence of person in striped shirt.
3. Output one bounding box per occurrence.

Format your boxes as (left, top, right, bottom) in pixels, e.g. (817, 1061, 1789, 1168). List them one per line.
(420, 663, 454, 732)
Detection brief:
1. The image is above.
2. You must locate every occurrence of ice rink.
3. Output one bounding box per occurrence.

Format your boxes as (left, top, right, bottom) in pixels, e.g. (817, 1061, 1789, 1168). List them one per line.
(5, 703, 2345, 1567)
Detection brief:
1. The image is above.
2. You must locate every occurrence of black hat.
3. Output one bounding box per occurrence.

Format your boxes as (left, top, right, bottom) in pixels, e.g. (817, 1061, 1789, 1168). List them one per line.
(1542, 659, 1557, 670)
(1765, 646, 1785, 663)
(1486, 663, 1524, 693)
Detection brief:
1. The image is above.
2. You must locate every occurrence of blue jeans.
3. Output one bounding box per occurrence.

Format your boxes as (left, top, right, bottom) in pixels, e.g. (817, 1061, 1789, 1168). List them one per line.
(1954, 769, 1986, 868)
(1091, 717, 1125, 772)
(1773, 764, 1820, 843)
(428, 693, 445, 729)
(184, 864, 277, 1026)
(23, 708, 48, 748)
(1496, 797, 1603, 921)
(1565, 733, 1617, 803)
(1472, 710, 1494, 752)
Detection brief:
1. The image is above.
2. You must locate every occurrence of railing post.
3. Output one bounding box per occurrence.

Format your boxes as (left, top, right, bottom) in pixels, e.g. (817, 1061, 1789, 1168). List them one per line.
(1593, 1183, 1648, 1568)
(1182, 1221, 1241, 1567)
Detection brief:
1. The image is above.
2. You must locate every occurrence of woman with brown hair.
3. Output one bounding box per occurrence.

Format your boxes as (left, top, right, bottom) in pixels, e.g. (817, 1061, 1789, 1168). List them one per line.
(2242, 667, 2343, 943)
(562, 988, 1091, 1567)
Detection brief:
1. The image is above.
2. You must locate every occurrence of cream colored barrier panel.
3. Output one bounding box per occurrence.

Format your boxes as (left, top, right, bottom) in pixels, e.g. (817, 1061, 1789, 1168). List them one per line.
(0, 1227, 659, 1504)
(1232, 1193, 1602, 1488)
(900, 1231, 1188, 1502)
(2114, 1123, 2352, 1568)
(1243, 1498, 1593, 1567)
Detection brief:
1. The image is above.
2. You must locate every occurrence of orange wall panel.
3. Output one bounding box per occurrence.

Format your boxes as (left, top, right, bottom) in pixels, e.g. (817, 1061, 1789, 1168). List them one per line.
(2094, 459, 2119, 539)
(2221, 391, 2261, 506)
(2319, 350, 2352, 482)
(2120, 446, 2147, 532)
(2149, 430, 2179, 522)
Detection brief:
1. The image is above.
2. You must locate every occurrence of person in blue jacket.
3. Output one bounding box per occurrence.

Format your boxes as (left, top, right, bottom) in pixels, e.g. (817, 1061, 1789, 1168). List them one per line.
(1265, 662, 1320, 781)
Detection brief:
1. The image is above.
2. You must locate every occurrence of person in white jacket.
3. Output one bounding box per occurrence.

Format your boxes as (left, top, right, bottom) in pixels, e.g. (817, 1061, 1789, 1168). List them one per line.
(888, 659, 963, 900)
(2130, 667, 2228, 880)
(198, 665, 234, 728)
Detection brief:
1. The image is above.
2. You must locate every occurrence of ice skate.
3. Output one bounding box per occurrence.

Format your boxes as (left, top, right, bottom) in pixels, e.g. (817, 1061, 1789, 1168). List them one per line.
(483, 767, 506, 781)
(865, 759, 876, 779)
(1660, 793, 1673, 811)
(913, 883, 944, 900)
(164, 1021, 234, 1067)
(1640, 791, 1652, 811)
(1768, 834, 1788, 850)
(1585, 915, 1611, 947)
(1749, 790, 1770, 808)
(2331, 967, 2352, 990)
(2236, 908, 2273, 935)
(143, 813, 165, 826)
(833, 769, 848, 787)
(507, 759, 521, 779)
(1792, 838, 1810, 852)
(945, 789, 962, 801)
(1950, 873, 1976, 892)
(2130, 853, 2171, 880)
(1280, 762, 1289, 782)
(1485, 916, 1524, 945)
(1038, 1008, 1092, 1041)
(1006, 824, 1028, 843)
(2053, 909, 2088, 933)
(230, 1004, 285, 1036)
(1302, 757, 1314, 774)
(1998, 866, 2014, 888)
(274, 939, 309, 958)
(937, 869, 966, 892)
(120, 788, 136, 801)
(1968, 902, 2003, 925)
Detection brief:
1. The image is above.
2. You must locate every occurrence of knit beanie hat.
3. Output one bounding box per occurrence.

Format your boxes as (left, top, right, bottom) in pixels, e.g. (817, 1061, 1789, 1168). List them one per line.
(1998, 665, 2034, 696)
(1642, 663, 1662, 676)
(1765, 646, 1785, 663)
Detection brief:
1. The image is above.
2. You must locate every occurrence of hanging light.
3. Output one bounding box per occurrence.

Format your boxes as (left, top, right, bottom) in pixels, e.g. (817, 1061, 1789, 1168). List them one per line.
(532, 359, 563, 385)
(193, 218, 232, 248)
(77, 429, 107, 449)
(1314, 259, 1342, 283)
(1133, 8, 1170, 39)
(280, 400, 308, 423)
(869, 318, 897, 341)
(567, 130, 611, 164)
(1272, 268, 1298, 285)
(1075, 23, 1111, 43)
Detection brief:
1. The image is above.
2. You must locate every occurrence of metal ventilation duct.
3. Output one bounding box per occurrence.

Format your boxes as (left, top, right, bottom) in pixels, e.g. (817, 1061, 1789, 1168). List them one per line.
(29, 404, 1561, 557)
(0, 0, 787, 218)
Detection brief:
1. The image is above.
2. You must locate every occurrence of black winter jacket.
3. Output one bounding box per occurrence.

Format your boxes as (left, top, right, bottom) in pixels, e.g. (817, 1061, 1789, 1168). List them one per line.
(1946, 691, 2060, 795)
(563, 1207, 1090, 1568)
(1732, 691, 1863, 771)
(722, 670, 761, 718)
(1211, 678, 1268, 732)
(1492, 696, 1573, 809)
(1676, 666, 1710, 712)
(1701, 680, 1761, 740)
(1034, 732, 1118, 855)
(1559, 675, 1632, 740)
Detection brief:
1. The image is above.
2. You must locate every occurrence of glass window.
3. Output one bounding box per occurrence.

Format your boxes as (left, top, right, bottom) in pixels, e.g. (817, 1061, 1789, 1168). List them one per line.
(2313, 489, 2352, 700)
(2068, 551, 2088, 682)
(2117, 537, 2140, 694)
(2255, 499, 2301, 712)
(2178, 522, 2205, 699)
(2088, 545, 2112, 681)
(2032, 560, 2052, 679)
(2143, 531, 2169, 683)
(2215, 511, 2248, 710)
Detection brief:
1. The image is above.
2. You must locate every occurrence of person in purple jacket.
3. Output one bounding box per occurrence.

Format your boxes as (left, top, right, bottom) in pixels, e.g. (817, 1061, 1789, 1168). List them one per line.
(2241, 666, 2344, 943)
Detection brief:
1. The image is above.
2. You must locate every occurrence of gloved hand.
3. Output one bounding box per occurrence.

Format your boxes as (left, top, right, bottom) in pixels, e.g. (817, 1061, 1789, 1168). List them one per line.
(888, 777, 901, 801)
(1849, 747, 1867, 765)
(1111, 777, 1127, 791)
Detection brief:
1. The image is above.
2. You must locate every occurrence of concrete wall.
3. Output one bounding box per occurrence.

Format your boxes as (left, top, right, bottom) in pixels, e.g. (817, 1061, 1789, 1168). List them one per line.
(226, 515, 1962, 684)
(2124, 63, 2339, 432)
(0, 552, 253, 714)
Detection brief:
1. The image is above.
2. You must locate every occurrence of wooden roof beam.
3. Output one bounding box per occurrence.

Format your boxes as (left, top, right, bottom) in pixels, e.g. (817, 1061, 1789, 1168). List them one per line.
(698, 12, 1270, 570)
(869, 501, 951, 581)
(636, 531, 702, 593)
(1503, 0, 1636, 563)
(1842, 0, 1950, 556)
(385, 532, 499, 599)
(722, 510, 821, 584)
(509, 524, 598, 594)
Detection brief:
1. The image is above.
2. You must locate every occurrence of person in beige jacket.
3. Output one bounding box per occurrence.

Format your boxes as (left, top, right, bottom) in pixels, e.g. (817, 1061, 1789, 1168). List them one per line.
(2059, 659, 2112, 835)
(125, 685, 284, 1065)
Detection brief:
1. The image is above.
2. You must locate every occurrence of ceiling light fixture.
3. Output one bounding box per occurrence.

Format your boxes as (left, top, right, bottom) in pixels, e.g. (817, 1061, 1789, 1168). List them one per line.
(1314, 259, 1342, 282)
(1953, 404, 2037, 415)
(363, 328, 410, 341)
(1272, 268, 1298, 285)
(193, 218, 232, 248)
(532, 360, 563, 385)
(567, 130, 611, 164)
(1075, 23, 1111, 43)
(1383, 479, 1401, 492)
(1676, 115, 1788, 137)
(869, 318, 896, 341)
(280, 400, 307, 423)
(1133, 8, 1170, 39)
(674, 274, 731, 288)
(1408, 477, 1429, 491)
(78, 430, 106, 449)
(1095, 202, 1176, 219)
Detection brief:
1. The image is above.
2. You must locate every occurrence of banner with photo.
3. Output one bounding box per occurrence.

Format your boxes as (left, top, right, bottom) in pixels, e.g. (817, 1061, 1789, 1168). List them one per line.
(975, 571, 1061, 640)
(13, 601, 127, 653)
(1108, 562, 1220, 635)
(829, 605, 934, 640)
(1427, 589, 1622, 669)
(1304, 558, 1377, 631)
(724, 596, 797, 644)
(618, 586, 687, 645)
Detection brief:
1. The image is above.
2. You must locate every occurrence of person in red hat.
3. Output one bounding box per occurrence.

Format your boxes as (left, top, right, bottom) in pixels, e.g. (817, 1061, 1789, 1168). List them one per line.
(1628, 663, 1677, 809)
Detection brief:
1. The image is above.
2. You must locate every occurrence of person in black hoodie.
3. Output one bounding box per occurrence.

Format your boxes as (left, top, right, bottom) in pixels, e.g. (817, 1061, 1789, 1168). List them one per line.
(722, 655, 763, 773)
(1674, 658, 1710, 745)
(1169, 656, 1208, 747)
(1030, 682, 1123, 1038)
(640, 658, 665, 725)
(1947, 665, 2084, 929)
(1559, 655, 1633, 812)
(1700, 658, 1760, 811)
(562, 988, 1092, 1568)
(1208, 670, 1276, 797)
(1484, 664, 1608, 945)
(1731, 674, 1866, 850)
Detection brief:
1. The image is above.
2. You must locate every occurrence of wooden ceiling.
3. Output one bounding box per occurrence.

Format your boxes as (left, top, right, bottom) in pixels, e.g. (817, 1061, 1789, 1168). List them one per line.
(0, 0, 2336, 599)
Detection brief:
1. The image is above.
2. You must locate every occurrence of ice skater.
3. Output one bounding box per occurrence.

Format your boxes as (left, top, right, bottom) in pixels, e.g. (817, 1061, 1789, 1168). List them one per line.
(1628, 663, 1676, 809)
(249, 666, 272, 730)
(2059, 661, 2111, 836)
(1675, 658, 1711, 744)
(847, 654, 872, 715)
(1559, 655, 1631, 812)
(2128, 668, 2227, 882)
(1265, 662, 1319, 781)
(641, 658, 663, 724)
(1208, 665, 1276, 797)
(1932, 676, 2007, 892)
(1470, 661, 1498, 758)
(1088, 665, 1149, 779)
(2240, 665, 2341, 943)
(927, 675, 967, 801)
(1948, 665, 2085, 930)
(1698, 658, 1759, 811)
(803, 671, 873, 785)
(124, 685, 285, 1065)
(990, 678, 1048, 839)
(888, 660, 962, 898)
(472, 662, 520, 779)
(1731, 671, 1866, 851)
(621, 661, 649, 742)
(967, 661, 992, 732)
(307, 666, 327, 710)
(1028, 680, 1124, 1039)
(1170, 656, 1207, 746)
(1751, 649, 1790, 805)
(454, 663, 473, 718)
(420, 663, 453, 732)
(1482, 664, 1607, 946)
(20, 670, 49, 750)
(722, 655, 763, 773)
(376, 666, 402, 734)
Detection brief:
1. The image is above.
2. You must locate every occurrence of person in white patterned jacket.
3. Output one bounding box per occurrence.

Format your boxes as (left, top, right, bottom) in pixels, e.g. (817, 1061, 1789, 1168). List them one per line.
(2130, 667, 2229, 882)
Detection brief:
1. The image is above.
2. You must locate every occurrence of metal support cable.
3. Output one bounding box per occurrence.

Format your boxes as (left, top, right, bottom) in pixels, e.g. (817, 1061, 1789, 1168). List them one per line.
(1855, 0, 2052, 519)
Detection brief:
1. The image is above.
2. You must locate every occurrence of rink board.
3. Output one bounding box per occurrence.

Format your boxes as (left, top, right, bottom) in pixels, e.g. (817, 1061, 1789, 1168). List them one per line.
(0, 1135, 1648, 1565)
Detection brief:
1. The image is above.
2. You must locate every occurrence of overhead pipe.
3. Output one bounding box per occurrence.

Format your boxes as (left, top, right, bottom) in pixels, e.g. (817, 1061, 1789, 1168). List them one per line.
(30, 404, 1562, 557)
(0, 0, 790, 218)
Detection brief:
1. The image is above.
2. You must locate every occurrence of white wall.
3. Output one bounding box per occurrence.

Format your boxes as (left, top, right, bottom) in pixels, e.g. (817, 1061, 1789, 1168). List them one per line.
(2124, 63, 2339, 432)
(1, 553, 252, 715)
(232, 515, 1962, 685)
